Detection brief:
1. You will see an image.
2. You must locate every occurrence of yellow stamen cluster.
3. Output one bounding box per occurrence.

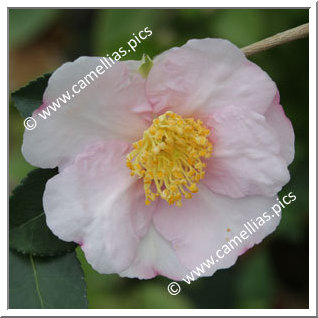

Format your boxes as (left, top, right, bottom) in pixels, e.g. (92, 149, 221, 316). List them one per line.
(126, 111, 212, 207)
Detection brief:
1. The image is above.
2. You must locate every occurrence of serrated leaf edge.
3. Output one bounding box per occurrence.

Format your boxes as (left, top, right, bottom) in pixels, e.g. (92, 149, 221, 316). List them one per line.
(10, 168, 77, 257)
(11, 72, 52, 97)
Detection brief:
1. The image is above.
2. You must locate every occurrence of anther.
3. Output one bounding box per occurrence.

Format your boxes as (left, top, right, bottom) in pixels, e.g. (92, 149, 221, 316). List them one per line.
(126, 111, 212, 207)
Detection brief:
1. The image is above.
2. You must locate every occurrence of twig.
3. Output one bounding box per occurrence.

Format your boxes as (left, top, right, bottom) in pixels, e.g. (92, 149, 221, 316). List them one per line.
(241, 23, 309, 57)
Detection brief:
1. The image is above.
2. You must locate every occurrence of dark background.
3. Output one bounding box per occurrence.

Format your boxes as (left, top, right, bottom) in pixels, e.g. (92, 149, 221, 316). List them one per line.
(9, 9, 309, 309)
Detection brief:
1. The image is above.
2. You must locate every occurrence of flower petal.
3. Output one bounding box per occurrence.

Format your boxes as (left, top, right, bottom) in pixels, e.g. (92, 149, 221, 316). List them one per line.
(22, 58, 152, 169)
(43, 140, 154, 274)
(203, 105, 290, 198)
(264, 94, 295, 165)
(153, 185, 280, 278)
(146, 38, 276, 117)
(119, 225, 189, 280)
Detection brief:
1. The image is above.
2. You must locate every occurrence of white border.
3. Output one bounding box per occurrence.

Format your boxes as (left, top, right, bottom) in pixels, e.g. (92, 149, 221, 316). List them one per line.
(308, 2, 316, 315)
(2, 0, 316, 7)
(4, 1, 316, 316)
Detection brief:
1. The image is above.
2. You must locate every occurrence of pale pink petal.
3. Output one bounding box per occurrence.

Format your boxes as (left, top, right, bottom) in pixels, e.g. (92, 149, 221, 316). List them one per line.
(146, 38, 277, 117)
(119, 225, 189, 280)
(43, 140, 154, 274)
(264, 94, 295, 165)
(22, 58, 152, 169)
(153, 184, 281, 278)
(202, 105, 290, 198)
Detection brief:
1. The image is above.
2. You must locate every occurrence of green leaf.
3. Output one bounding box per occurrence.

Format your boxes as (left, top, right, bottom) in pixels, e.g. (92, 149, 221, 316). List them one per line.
(9, 9, 60, 48)
(11, 73, 51, 118)
(10, 168, 77, 255)
(9, 250, 87, 309)
(138, 54, 153, 78)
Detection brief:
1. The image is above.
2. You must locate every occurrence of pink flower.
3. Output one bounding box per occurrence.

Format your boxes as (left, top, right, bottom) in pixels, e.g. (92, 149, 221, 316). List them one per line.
(22, 39, 294, 280)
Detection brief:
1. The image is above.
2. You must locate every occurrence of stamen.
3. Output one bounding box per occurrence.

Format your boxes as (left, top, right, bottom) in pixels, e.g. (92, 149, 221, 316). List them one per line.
(126, 111, 213, 207)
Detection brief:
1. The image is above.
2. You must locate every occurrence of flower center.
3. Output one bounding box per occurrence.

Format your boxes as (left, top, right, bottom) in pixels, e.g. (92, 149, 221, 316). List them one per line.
(126, 111, 212, 207)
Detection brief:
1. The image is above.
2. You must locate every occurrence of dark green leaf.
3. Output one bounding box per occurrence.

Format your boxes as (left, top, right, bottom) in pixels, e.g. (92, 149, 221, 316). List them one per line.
(10, 168, 77, 255)
(11, 73, 51, 118)
(9, 250, 87, 309)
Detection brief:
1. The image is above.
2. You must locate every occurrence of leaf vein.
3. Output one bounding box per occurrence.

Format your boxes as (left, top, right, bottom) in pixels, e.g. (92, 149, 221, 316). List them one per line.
(30, 254, 44, 309)
(16, 212, 44, 229)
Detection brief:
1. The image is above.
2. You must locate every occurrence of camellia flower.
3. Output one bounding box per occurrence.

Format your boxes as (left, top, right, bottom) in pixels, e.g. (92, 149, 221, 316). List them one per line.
(22, 39, 294, 280)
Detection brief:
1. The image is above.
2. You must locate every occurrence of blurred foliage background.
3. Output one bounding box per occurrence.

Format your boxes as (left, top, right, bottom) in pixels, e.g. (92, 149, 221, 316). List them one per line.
(9, 9, 309, 309)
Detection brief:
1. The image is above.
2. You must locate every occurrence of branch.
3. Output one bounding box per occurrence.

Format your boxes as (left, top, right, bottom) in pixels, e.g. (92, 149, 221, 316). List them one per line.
(241, 23, 309, 57)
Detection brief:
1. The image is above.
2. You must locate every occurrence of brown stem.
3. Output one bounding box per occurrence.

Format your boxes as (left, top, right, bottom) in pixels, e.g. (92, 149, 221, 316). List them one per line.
(241, 23, 309, 57)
